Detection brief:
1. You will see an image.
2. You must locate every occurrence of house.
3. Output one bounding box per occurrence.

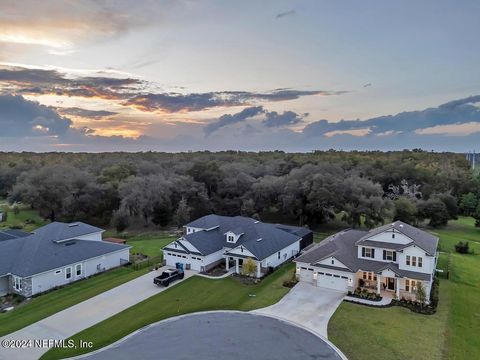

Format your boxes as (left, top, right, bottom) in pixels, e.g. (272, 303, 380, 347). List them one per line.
(0, 222, 130, 297)
(295, 221, 438, 301)
(163, 215, 313, 277)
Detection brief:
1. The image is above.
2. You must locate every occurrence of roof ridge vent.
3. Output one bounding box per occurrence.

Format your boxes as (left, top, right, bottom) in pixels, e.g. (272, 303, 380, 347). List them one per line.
(68, 223, 79, 227)
(256, 238, 263, 242)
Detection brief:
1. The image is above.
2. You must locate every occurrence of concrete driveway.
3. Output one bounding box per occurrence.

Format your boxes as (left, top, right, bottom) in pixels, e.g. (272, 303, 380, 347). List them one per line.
(0, 267, 196, 360)
(253, 282, 345, 338)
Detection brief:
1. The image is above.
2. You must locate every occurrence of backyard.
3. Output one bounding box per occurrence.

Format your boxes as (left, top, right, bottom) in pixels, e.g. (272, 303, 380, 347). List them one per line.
(328, 217, 480, 360)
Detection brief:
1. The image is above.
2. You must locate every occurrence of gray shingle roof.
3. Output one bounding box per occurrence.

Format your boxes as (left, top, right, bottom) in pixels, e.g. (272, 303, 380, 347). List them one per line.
(0, 222, 129, 277)
(356, 221, 438, 256)
(0, 229, 29, 242)
(296, 227, 436, 281)
(178, 215, 312, 260)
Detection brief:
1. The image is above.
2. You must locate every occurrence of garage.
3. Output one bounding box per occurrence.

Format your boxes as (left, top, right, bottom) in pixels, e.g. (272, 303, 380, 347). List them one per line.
(316, 271, 349, 292)
(164, 252, 204, 271)
(298, 266, 314, 283)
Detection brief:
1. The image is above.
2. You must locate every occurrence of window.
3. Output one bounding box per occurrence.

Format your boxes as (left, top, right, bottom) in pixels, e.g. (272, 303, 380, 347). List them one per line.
(326, 273, 332, 277)
(331, 259, 334, 265)
(240, 246, 244, 253)
(55, 270, 62, 275)
(418, 257, 423, 268)
(392, 233, 395, 239)
(65, 267, 72, 280)
(341, 276, 348, 279)
(362, 271, 367, 280)
(97, 264, 101, 271)
(278, 252, 280, 259)
(405, 279, 410, 292)
(228, 235, 235, 242)
(362, 247, 375, 258)
(368, 273, 372, 280)
(412, 256, 417, 267)
(75, 264, 82, 276)
(319, 272, 324, 275)
(13, 276, 22, 291)
(406, 255, 411, 266)
(283, 253, 287, 259)
(333, 275, 340, 278)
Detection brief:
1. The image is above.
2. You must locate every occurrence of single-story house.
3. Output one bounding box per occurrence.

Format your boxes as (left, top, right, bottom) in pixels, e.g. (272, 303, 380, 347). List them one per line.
(163, 215, 313, 277)
(0, 222, 130, 297)
(295, 221, 438, 301)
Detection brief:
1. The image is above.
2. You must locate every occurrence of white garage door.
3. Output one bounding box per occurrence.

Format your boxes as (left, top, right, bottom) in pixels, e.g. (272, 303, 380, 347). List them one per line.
(316, 272, 349, 292)
(299, 267, 314, 283)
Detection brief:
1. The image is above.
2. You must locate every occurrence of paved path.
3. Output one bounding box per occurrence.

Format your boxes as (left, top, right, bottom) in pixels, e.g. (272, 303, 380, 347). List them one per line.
(344, 295, 392, 306)
(253, 282, 345, 338)
(196, 268, 234, 279)
(79, 312, 345, 360)
(0, 267, 196, 360)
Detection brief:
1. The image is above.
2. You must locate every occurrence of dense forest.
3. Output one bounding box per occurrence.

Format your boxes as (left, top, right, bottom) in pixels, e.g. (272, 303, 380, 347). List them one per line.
(0, 150, 479, 231)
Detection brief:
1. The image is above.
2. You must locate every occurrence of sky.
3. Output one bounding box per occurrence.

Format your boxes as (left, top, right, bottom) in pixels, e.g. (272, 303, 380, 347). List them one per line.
(0, 0, 479, 152)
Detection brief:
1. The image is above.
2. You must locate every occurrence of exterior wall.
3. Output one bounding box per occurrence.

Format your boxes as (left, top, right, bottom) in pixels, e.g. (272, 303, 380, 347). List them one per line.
(365, 230, 411, 245)
(226, 246, 256, 258)
(178, 239, 201, 253)
(164, 248, 224, 272)
(357, 245, 401, 264)
(0, 275, 8, 296)
(398, 245, 434, 274)
(185, 226, 204, 234)
(29, 248, 130, 296)
(76, 231, 103, 241)
(316, 256, 349, 269)
(261, 241, 300, 268)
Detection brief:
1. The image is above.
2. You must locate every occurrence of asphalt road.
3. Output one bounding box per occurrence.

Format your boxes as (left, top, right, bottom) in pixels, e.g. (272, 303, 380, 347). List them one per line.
(82, 312, 343, 360)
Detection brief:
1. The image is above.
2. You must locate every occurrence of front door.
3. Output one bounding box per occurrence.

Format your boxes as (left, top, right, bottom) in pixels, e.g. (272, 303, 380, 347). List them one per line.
(387, 277, 395, 291)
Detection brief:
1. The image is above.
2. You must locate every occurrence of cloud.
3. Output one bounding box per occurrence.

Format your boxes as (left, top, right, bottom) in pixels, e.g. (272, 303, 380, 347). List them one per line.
(125, 89, 344, 113)
(204, 106, 264, 135)
(0, 65, 346, 114)
(303, 95, 480, 137)
(56, 107, 117, 119)
(263, 110, 306, 127)
(0, 94, 73, 137)
(275, 10, 296, 19)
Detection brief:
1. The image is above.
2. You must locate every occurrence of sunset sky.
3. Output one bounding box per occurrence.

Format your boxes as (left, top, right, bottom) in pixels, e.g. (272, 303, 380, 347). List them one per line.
(0, 0, 479, 152)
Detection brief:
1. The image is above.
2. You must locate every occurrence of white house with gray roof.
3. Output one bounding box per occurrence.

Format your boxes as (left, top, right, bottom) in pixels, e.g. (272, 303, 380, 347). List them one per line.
(0, 222, 130, 297)
(163, 215, 313, 277)
(295, 221, 438, 301)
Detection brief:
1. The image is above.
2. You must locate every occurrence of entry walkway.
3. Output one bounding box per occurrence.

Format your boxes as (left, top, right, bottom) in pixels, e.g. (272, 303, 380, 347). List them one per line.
(0, 267, 196, 360)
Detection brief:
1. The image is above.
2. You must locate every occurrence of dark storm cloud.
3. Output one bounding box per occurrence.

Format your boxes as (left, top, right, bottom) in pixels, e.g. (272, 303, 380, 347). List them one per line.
(204, 106, 264, 135)
(263, 110, 306, 127)
(302, 95, 480, 137)
(0, 94, 72, 136)
(57, 107, 118, 119)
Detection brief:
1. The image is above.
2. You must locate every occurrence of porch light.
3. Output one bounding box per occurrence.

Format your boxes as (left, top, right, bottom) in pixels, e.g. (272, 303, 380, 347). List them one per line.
(348, 278, 353, 284)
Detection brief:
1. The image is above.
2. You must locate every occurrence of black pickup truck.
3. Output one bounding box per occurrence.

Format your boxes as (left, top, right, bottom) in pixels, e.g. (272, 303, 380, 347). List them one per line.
(153, 269, 185, 287)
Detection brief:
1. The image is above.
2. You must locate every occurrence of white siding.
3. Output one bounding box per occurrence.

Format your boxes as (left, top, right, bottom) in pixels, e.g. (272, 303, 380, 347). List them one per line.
(178, 239, 201, 253)
(227, 246, 256, 258)
(0, 275, 8, 296)
(185, 227, 204, 234)
(261, 241, 300, 268)
(75, 231, 103, 241)
(316, 256, 349, 269)
(30, 248, 130, 296)
(398, 245, 434, 274)
(164, 249, 224, 271)
(365, 230, 411, 245)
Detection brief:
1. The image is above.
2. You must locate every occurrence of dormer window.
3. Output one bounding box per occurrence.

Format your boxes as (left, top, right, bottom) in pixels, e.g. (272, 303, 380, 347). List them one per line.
(362, 247, 375, 259)
(227, 235, 235, 243)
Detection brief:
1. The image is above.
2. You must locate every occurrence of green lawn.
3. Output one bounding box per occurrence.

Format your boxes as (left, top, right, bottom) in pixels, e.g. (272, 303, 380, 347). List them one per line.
(328, 217, 480, 360)
(42, 263, 295, 359)
(125, 232, 176, 258)
(0, 207, 46, 232)
(0, 266, 149, 337)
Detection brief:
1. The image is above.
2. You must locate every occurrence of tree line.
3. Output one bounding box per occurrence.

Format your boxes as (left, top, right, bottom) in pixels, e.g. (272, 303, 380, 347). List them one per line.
(0, 150, 479, 231)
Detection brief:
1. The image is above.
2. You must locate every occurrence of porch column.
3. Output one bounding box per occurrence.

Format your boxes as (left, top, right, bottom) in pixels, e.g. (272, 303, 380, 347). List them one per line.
(376, 275, 381, 295)
(225, 257, 229, 271)
(235, 258, 239, 274)
(256, 261, 261, 278)
(396, 278, 400, 298)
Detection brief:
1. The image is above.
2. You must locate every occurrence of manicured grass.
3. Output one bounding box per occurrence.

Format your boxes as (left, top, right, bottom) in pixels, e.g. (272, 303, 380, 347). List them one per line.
(126, 233, 176, 258)
(328, 217, 480, 360)
(42, 263, 295, 359)
(0, 207, 46, 232)
(0, 266, 149, 337)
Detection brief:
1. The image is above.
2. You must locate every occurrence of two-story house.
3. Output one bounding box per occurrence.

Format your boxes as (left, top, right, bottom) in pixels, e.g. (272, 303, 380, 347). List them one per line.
(294, 221, 439, 301)
(163, 215, 313, 277)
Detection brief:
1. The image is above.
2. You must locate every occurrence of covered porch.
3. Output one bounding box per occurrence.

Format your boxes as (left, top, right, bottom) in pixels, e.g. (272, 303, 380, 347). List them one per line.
(355, 270, 419, 300)
(225, 255, 266, 278)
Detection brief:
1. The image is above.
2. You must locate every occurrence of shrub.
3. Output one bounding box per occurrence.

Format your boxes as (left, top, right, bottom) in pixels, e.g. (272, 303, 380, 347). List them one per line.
(454, 241, 471, 254)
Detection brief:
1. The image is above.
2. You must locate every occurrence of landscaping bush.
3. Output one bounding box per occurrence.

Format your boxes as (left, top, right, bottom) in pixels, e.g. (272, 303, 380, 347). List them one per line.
(349, 287, 382, 302)
(455, 241, 473, 254)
